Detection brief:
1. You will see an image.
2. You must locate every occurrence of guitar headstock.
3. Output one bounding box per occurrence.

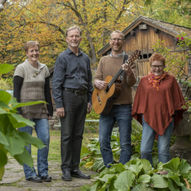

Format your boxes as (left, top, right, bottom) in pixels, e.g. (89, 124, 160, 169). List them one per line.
(126, 50, 141, 64)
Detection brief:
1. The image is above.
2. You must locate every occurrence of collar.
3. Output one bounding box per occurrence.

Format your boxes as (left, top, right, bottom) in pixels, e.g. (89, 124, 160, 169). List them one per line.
(66, 48, 82, 56)
(110, 51, 126, 58)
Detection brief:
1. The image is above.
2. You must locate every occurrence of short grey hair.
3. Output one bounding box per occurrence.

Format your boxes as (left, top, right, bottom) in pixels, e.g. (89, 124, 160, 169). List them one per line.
(110, 30, 125, 39)
(66, 25, 82, 36)
(24, 41, 39, 52)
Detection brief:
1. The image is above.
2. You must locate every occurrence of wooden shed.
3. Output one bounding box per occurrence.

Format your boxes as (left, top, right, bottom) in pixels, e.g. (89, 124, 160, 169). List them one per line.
(97, 16, 191, 82)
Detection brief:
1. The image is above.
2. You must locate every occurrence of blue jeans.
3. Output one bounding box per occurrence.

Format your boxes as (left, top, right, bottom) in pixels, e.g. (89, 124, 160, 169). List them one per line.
(19, 118, 50, 179)
(99, 104, 132, 167)
(141, 117, 174, 165)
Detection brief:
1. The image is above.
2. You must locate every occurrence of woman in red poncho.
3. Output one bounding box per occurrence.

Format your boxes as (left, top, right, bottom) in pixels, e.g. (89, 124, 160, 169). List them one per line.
(132, 53, 186, 165)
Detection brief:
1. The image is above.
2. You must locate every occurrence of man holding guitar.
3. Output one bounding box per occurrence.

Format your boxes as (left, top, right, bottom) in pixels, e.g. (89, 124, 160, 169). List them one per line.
(93, 30, 137, 167)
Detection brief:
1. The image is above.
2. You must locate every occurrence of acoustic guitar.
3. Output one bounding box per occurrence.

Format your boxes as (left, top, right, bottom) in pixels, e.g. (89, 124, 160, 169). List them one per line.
(92, 50, 140, 115)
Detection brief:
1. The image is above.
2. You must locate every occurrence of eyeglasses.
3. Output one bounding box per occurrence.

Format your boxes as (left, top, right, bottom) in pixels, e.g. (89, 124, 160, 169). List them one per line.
(111, 38, 124, 42)
(151, 65, 164, 69)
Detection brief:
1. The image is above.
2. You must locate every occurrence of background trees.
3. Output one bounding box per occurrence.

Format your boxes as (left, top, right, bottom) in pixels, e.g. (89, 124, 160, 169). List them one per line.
(0, 0, 190, 68)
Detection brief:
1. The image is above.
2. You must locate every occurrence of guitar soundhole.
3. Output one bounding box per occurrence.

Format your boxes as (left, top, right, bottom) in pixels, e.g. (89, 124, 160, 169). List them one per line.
(105, 86, 109, 93)
(97, 93, 101, 105)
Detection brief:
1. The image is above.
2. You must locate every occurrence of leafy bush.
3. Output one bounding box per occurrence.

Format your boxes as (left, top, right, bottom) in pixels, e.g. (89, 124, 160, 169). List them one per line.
(85, 158, 191, 191)
(81, 119, 162, 172)
(0, 64, 44, 180)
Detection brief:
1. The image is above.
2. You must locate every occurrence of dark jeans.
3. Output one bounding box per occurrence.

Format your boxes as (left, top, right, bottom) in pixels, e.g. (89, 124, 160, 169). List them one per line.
(19, 118, 50, 179)
(60, 90, 87, 171)
(99, 104, 132, 167)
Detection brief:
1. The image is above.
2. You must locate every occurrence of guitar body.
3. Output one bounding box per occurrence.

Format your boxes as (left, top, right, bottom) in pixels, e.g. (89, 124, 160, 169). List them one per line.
(92, 76, 115, 114)
(92, 50, 140, 115)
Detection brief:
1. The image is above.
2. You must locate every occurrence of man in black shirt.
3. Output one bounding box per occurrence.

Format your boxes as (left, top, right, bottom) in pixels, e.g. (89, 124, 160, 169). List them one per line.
(52, 26, 93, 181)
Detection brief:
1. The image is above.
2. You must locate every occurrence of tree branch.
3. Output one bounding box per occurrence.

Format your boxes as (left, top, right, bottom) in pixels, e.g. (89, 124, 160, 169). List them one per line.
(0, 0, 7, 11)
(114, 0, 130, 23)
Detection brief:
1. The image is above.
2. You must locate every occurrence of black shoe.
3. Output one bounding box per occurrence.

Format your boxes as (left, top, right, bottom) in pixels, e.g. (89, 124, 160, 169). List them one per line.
(26, 176, 42, 183)
(40, 175, 52, 182)
(62, 169, 72, 181)
(71, 169, 90, 179)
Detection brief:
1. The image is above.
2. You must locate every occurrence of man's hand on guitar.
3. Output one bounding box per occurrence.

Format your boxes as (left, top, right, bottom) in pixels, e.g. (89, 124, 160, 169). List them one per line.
(94, 79, 107, 90)
(122, 63, 133, 75)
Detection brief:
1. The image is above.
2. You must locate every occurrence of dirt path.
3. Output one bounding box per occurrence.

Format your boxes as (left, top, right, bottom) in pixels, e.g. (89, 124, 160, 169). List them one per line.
(0, 158, 96, 191)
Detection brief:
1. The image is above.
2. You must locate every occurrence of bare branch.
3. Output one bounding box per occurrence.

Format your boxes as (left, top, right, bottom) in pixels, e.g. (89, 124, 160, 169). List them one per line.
(114, 0, 130, 23)
(56, 1, 84, 25)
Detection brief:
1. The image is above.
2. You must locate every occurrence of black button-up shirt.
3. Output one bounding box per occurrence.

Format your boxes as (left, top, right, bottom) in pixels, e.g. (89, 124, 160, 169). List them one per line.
(52, 48, 93, 108)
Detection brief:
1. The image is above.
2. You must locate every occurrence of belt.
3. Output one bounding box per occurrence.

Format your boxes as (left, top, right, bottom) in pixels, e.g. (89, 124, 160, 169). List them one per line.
(63, 88, 87, 95)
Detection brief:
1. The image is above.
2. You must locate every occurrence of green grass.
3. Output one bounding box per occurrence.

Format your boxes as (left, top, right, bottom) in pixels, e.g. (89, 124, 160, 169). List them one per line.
(31, 127, 99, 163)
(31, 130, 61, 162)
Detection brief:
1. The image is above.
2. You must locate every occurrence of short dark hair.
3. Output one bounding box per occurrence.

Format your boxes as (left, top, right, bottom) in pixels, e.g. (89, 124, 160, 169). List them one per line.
(66, 25, 81, 36)
(149, 53, 165, 66)
(24, 41, 39, 52)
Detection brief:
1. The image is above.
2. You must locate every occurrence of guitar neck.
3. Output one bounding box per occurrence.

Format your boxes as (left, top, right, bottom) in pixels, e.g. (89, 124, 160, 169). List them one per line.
(106, 50, 140, 91)
(107, 69, 124, 89)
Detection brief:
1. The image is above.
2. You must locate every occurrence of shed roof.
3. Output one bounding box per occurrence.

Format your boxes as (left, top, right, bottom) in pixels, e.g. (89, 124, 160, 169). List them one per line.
(97, 16, 191, 56)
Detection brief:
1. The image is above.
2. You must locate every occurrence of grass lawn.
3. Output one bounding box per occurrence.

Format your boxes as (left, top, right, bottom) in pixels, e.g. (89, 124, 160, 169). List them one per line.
(31, 124, 99, 163)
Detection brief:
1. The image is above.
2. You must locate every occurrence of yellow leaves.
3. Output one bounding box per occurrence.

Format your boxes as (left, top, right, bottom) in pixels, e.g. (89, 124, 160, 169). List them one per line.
(0, 0, 138, 66)
(84, 161, 94, 169)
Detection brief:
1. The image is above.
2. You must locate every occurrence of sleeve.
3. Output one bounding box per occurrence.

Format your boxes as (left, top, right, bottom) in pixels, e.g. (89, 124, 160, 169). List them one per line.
(13, 75, 24, 114)
(44, 65, 50, 78)
(44, 77, 53, 116)
(52, 55, 66, 108)
(87, 58, 93, 103)
(14, 64, 25, 78)
(125, 61, 137, 87)
(94, 57, 104, 81)
(132, 78, 144, 124)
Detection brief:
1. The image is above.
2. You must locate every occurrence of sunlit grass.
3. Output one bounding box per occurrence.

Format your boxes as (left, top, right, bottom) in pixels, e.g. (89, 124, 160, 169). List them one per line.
(31, 125, 99, 163)
(31, 129, 61, 162)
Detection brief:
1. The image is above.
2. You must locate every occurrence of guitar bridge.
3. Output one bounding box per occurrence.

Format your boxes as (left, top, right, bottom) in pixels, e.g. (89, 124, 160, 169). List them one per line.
(97, 93, 102, 105)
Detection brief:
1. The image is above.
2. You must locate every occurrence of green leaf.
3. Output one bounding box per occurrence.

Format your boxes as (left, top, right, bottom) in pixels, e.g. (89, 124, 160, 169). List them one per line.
(98, 173, 116, 182)
(90, 182, 99, 191)
(19, 131, 44, 149)
(144, 0, 151, 6)
(163, 158, 180, 172)
(167, 173, 182, 187)
(0, 64, 14, 75)
(131, 184, 154, 191)
(114, 170, 135, 190)
(0, 107, 8, 114)
(138, 174, 151, 184)
(167, 178, 179, 191)
(4, 133, 25, 155)
(14, 148, 33, 167)
(179, 159, 191, 174)
(110, 163, 125, 173)
(125, 159, 143, 175)
(0, 90, 11, 105)
(12, 100, 46, 109)
(0, 150, 8, 168)
(0, 166, 5, 181)
(9, 113, 34, 128)
(141, 159, 153, 173)
(0, 131, 9, 146)
(151, 174, 168, 188)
